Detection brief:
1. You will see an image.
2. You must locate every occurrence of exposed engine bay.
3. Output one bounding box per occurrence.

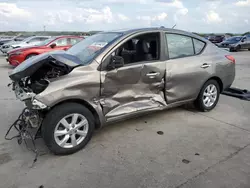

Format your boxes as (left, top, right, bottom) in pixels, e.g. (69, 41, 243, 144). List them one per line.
(14, 59, 73, 95)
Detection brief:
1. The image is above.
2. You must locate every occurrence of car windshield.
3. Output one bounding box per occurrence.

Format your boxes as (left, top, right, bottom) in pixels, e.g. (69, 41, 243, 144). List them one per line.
(35, 37, 56, 46)
(226, 37, 242, 42)
(22, 36, 35, 42)
(67, 32, 123, 65)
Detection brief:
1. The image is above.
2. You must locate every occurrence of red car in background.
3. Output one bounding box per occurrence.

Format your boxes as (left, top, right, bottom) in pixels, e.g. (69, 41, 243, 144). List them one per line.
(6, 35, 83, 66)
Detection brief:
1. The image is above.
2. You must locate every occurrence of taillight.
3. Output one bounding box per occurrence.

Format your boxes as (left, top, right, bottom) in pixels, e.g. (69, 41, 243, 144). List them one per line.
(225, 55, 235, 64)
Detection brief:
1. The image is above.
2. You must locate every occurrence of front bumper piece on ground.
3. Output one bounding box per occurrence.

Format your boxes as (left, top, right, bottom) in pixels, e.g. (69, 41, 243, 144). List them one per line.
(222, 87, 250, 101)
(5, 82, 48, 164)
(5, 108, 43, 165)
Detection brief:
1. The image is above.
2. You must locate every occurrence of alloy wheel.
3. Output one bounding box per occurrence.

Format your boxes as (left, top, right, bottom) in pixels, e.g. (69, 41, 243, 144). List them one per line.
(54, 113, 89, 148)
(203, 84, 218, 108)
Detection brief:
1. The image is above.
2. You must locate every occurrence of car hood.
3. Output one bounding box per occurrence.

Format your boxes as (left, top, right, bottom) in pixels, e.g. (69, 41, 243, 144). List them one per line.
(9, 51, 83, 81)
(8, 45, 46, 54)
(220, 41, 238, 45)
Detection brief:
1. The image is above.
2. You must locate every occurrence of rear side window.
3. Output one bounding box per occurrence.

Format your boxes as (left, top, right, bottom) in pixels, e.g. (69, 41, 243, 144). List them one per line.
(165, 33, 194, 59)
(193, 38, 205, 54)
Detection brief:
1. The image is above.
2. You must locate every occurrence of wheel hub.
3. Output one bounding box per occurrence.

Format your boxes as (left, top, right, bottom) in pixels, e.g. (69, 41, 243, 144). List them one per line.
(54, 113, 89, 149)
(203, 84, 218, 108)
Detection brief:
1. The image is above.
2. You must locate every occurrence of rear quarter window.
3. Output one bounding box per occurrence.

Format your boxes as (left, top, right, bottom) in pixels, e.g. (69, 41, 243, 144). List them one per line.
(193, 38, 205, 54)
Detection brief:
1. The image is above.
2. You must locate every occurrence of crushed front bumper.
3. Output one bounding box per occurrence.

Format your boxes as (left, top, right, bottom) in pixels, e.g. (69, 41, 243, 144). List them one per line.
(5, 83, 47, 156)
(5, 108, 43, 147)
(13, 82, 48, 109)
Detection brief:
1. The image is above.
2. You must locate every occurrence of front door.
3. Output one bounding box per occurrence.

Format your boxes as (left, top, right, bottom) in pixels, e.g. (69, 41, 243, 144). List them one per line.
(54, 38, 70, 51)
(164, 33, 212, 104)
(100, 32, 167, 121)
(241, 37, 250, 49)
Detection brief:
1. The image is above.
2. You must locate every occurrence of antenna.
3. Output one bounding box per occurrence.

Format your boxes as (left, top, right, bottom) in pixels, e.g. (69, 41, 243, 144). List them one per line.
(172, 24, 176, 29)
(43, 25, 46, 32)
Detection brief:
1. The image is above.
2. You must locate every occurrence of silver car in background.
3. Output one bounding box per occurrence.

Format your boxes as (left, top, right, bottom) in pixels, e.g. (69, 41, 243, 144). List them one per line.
(2, 36, 51, 53)
(8, 27, 235, 155)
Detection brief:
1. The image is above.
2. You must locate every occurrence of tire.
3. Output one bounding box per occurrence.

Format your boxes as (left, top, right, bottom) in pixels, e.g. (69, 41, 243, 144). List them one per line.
(25, 54, 37, 60)
(235, 45, 241, 52)
(194, 80, 220, 112)
(248, 48, 250, 51)
(41, 102, 95, 155)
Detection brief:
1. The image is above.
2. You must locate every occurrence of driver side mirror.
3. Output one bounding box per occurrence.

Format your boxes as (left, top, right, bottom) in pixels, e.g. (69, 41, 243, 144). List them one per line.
(50, 43, 56, 48)
(241, 38, 246, 42)
(107, 55, 124, 70)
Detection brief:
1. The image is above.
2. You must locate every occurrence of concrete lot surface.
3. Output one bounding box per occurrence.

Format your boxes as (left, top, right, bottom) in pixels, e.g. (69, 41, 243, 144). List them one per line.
(0, 51, 249, 188)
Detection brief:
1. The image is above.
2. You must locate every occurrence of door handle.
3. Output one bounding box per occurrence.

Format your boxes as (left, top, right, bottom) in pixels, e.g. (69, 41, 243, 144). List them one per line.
(146, 72, 160, 78)
(201, 63, 211, 69)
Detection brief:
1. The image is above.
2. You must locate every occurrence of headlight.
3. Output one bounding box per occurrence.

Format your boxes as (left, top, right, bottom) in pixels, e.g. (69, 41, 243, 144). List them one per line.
(31, 99, 47, 109)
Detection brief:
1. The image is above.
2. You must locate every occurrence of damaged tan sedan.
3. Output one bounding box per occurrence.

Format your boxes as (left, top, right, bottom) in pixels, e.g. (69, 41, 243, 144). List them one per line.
(8, 28, 235, 155)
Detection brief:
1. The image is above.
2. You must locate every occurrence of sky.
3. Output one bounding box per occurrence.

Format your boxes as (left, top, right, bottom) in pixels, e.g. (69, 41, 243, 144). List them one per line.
(0, 0, 249, 33)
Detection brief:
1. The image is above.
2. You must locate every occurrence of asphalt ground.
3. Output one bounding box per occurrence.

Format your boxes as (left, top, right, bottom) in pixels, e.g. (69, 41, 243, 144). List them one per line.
(0, 51, 249, 188)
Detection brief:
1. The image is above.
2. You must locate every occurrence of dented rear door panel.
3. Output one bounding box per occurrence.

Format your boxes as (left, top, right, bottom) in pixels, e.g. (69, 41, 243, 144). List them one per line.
(100, 60, 167, 120)
(165, 56, 212, 104)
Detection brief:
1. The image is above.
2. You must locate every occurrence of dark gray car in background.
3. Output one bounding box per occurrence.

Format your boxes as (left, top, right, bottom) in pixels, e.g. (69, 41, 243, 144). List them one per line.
(218, 36, 250, 52)
(8, 27, 236, 155)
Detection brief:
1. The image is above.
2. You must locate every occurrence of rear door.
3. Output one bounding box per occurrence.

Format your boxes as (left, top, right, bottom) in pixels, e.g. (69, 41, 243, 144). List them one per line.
(100, 32, 167, 120)
(164, 33, 212, 104)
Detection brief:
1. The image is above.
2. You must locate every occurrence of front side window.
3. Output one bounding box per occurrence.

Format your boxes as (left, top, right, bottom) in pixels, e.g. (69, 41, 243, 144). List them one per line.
(166, 33, 194, 59)
(110, 32, 160, 65)
(68, 38, 82, 45)
(54, 38, 68, 46)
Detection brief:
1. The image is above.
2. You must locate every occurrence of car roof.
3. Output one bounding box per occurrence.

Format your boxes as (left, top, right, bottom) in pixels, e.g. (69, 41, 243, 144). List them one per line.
(102, 27, 206, 41)
(29, 36, 51, 38)
(54, 35, 82, 38)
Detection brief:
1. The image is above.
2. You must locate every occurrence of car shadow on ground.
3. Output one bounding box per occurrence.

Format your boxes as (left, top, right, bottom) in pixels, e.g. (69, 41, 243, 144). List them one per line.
(5, 106, 191, 162)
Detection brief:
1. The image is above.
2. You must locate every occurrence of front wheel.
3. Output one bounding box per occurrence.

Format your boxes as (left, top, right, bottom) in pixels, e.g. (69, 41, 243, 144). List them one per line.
(194, 80, 220, 112)
(41, 103, 95, 155)
(235, 45, 241, 52)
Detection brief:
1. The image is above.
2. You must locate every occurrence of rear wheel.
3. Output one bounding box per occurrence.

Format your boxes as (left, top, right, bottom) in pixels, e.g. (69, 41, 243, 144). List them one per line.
(25, 54, 37, 60)
(41, 103, 95, 155)
(194, 80, 220, 112)
(248, 48, 250, 51)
